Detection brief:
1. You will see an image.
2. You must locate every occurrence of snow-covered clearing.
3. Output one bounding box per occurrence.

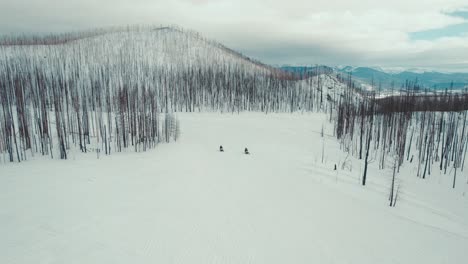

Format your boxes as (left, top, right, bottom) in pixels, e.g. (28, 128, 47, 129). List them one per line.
(1, 113, 468, 264)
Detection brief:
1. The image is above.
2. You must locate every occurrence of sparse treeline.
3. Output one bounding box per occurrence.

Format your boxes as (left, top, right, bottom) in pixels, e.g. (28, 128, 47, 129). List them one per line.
(0, 26, 335, 163)
(0, 62, 181, 163)
(334, 78, 468, 191)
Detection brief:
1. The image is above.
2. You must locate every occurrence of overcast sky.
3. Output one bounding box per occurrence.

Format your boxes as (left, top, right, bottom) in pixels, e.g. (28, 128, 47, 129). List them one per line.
(1, 0, 468, 72)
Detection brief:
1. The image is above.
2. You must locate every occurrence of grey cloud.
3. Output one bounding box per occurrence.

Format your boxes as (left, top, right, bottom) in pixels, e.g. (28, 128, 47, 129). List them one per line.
(1, 0, 468, 72)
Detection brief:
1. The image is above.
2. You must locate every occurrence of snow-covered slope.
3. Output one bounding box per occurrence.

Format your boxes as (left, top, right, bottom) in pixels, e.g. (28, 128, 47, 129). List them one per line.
(1, 26, 347, 163)
(0, 26, 276, 75)
(1, 26, 466, 264)
(1, 113, 467, 264)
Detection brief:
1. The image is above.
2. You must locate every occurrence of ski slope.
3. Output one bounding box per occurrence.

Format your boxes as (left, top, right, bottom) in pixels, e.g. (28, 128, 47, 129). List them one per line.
(1, 113, 468, 264)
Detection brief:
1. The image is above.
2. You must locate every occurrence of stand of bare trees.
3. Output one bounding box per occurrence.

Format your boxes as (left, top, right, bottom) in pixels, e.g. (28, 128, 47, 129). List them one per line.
(0, 65, 180, 163)
(334, 78, 468, 195)
(1, 25, 466, 177)
(0, 26, 337, 163)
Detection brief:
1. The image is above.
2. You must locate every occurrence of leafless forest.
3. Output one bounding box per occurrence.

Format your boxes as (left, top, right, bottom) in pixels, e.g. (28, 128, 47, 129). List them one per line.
(0, 26, 467, 195)
(0, 26, 330, 163)
(334, 74, 468, 198)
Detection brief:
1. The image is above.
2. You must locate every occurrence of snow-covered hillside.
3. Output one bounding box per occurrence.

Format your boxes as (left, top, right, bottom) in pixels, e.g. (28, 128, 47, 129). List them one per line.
(1, 113, 467, 264)
(0, 26, 346, 163)
(0, 26, 274, 74)
(1, 26, 466, 264)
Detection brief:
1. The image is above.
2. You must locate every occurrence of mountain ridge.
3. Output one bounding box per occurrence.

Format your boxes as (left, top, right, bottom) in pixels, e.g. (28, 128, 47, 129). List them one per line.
(281, 65, 468, 90)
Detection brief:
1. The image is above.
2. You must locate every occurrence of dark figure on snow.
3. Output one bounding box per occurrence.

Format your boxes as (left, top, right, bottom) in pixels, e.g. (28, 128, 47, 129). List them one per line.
(334, 164, 337, 170)
(220, 145, 224, 152)
(244, 148, 249, 154)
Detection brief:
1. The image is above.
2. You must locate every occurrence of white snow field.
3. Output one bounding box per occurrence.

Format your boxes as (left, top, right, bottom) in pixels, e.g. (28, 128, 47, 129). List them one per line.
(1, 113, 468, 264)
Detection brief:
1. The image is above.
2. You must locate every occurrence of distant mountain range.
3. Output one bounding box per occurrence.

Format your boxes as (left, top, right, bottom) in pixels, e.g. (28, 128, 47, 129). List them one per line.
(281, 65, 468, 90)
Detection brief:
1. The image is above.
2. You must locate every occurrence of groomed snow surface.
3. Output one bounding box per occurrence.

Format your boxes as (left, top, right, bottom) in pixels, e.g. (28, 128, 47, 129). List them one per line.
(1, 113, 468, 264)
